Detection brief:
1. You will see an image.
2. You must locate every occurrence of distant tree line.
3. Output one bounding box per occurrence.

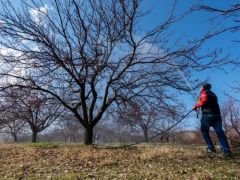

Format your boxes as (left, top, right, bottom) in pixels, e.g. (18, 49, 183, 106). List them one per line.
(0, 0, 238, 145)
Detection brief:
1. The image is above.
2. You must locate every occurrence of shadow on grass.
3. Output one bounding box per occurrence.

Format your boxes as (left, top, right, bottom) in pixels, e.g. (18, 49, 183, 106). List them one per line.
(92, 143, 138, 150)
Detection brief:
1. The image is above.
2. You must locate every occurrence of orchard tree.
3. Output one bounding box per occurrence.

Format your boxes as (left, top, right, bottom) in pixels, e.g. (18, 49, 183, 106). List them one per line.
(222, 99, 240, 144)
(116, 97, 182, 142)
(199, 4, 240, 60)
(116, 101, 156, 141)
(57, 112, 83, 143)
(0, 98, 27, 142)
(200, 3, 240, 33)
(0, 113, 27, 142)
(0, 0, 226, 144)
(1, 88, 63, 142)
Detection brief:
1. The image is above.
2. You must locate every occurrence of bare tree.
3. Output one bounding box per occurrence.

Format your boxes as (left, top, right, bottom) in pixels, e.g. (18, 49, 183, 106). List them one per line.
(2, 88, 63, 142)
(115, 96, 183, 142)
(198, 2, 240, 62)
(0, 90, 27, 142)
(117, 103, 158, 142)
(199, 3, 240, 99)
(222, 98, 240, 145)
(0, 0, 226, 144)
(57, 112, 83, 143)
(0, 114, 27, 142)
(24, 92, 63, 142)
(199, 3, 240, 31)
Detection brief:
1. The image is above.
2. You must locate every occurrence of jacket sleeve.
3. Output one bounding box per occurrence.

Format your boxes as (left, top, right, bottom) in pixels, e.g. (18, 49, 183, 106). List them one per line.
(194, 90, 208, 109)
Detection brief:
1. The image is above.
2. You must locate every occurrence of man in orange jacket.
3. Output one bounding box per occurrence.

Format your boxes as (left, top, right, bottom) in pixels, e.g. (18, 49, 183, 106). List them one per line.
(193, 83, 231, 157)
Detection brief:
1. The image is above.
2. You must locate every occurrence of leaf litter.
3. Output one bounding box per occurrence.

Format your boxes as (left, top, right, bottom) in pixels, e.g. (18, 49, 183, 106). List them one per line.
(0, 143, 239, 179)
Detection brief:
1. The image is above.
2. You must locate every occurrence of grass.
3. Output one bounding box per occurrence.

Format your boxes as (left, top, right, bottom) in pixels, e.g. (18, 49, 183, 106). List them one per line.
(0, 143, 239, 179)
(22, 142, 62, 149)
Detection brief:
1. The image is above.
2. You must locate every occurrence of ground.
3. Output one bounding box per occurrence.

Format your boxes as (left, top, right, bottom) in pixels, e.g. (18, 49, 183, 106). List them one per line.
(0, 143, 239, 179)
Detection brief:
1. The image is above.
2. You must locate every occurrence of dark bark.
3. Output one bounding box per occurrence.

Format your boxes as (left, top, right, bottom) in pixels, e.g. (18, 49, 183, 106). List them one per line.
(32, 130, 38, 143)
(143, 127, 149, 142)
(84, 127, 93, 145)
(12, 133, 17, 142)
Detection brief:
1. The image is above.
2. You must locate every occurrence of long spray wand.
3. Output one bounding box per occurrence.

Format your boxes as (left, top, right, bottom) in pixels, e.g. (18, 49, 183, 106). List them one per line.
(176, 68, 200, 118)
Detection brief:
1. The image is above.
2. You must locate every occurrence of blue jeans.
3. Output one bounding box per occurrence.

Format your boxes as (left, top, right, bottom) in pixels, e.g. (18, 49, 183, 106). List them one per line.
(201, 115, 230, 153)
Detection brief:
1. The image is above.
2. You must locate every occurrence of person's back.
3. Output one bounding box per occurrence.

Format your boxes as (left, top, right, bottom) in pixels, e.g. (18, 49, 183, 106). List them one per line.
(201, 89, 220, 116)
(193, 83, 231, 157)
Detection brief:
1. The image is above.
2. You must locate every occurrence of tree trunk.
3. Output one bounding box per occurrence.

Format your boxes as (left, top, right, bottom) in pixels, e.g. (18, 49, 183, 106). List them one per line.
(32, 130, 38, 143)
(160, 135, 164, 142)
(12, 134, 17, 142)
(84, 127, 93, 145)
(143, 127, 149, 142)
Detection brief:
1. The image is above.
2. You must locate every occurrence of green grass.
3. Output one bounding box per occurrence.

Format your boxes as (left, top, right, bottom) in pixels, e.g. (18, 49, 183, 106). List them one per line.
(22, 142, 62, 149)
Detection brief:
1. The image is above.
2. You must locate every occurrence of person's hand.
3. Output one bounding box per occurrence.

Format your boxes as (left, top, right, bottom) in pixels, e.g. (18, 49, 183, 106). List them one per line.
(192, 106, 197, 111)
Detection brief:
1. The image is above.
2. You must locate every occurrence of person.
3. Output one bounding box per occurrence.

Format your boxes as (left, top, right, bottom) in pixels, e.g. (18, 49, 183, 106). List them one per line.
(193, 83, 231, 157)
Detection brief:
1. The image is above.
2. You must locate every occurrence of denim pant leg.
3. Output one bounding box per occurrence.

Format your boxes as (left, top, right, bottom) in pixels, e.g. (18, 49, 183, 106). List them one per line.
(212, 119, 230, 153)
(201, 116, 215, 151)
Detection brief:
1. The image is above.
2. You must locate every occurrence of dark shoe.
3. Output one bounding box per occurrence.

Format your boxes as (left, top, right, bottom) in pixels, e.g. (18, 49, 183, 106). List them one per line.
(223, 151, 232, 158)
(207, 148, 216, 158)
(207, 148, 216, 153)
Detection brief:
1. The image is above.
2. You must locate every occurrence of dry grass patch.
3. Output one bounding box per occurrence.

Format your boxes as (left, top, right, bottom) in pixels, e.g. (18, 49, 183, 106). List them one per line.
(0, 143, 239, 179)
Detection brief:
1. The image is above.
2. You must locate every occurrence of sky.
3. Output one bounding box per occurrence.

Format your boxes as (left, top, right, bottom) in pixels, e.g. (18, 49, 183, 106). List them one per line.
(1, 0, 239, 130)
(140, 0, 239, 97)
(140, 0, 240, 129)
(3, 0, 239, 101)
